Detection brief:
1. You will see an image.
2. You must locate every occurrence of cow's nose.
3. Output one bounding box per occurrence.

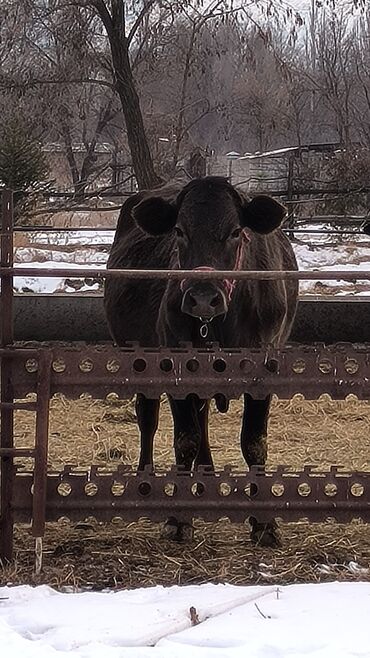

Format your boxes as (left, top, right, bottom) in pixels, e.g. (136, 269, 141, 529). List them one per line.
(181, 286, 227, 319)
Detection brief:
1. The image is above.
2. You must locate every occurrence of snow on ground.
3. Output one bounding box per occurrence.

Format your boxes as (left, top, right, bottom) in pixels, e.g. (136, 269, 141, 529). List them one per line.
(295, 242, 370, 296)
(16, 248, 107, 264)
(14, 261, 102, 294)
(12, 228, 370, 296)
(26, 230, 114, 247)
(0, 582, 369, 657)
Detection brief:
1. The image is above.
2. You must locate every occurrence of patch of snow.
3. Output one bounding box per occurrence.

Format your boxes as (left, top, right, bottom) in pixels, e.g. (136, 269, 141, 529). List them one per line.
(25, 231, 114, 247)
(0, 582, 369, 657)
(14, 261, 106, 295)
(11, 224, 370, 296)
(346, 561, 369, 575)
(294, 238, 370, 296)
(239, 146, 299, 159)
(316, 561, 369, 576)
(15, 248, 108, 265)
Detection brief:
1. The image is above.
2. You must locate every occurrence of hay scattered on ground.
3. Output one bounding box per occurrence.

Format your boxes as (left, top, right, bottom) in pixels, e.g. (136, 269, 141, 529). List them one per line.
(13, 394, 370, 473)
(3, 519, 370, 591)
(2, 395, 369, 589)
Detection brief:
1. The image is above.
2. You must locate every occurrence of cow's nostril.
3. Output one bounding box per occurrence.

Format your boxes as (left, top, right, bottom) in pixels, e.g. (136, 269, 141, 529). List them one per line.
(182, 286, 227, 319)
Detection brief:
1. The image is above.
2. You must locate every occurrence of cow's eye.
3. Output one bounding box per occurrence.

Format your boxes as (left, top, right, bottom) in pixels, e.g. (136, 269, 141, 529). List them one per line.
(174, 226, 185, 238)
(230, 228, 242, 239)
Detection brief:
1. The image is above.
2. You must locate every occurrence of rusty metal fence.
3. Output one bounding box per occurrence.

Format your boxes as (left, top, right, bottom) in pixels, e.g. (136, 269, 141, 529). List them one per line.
(1, 189, 370, 567)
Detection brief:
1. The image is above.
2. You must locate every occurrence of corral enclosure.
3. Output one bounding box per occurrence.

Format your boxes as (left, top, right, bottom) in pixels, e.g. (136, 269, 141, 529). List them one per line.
(1, 0, 370, 598)
(1, 181, 370, 590)
(2, 12, 370, 658)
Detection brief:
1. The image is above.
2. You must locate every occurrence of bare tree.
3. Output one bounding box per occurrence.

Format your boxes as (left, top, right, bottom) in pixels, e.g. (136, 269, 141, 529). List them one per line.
(351, 10, 370, 147)
(75, 0, 164, 188)
(5, 0, 370, 196)
(314, 9, 355, 146)
(78, 1, 245, 184)
(0, 2, 121, 195)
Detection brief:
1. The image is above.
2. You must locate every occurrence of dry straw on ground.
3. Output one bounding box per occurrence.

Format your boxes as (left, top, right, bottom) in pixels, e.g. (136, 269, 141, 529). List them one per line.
(2, 394, 370, 589)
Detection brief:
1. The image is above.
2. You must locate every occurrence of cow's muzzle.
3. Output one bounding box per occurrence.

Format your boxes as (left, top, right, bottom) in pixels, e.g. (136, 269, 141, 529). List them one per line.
(181, 282, 228, 320)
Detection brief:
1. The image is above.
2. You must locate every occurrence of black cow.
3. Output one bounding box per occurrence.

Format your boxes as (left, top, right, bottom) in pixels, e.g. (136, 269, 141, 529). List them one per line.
(104, 176, 298, 546)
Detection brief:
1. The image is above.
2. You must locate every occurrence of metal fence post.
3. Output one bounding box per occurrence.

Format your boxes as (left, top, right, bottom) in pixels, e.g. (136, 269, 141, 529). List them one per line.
(0, 189, 15, 562)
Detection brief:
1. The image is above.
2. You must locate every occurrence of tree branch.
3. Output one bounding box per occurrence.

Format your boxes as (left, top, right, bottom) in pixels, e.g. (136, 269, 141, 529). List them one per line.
(179, 103, 219, 142)
(78, 0, 114, 40)
(127, 0, 158, 48)
(1, 77, 115, 91)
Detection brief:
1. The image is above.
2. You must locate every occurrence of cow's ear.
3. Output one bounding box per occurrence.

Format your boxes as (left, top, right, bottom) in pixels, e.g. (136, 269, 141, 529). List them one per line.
(133, 197, 177, 235)
(240, 195, 286, 234)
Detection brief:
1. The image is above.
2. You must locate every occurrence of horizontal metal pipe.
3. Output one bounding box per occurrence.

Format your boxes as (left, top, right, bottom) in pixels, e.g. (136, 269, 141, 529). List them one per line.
(287, 229, 367, 236)
(6, 228, 368, 236)
(0, 348, 41, 357)
(0, 402, 37, 411)
(0, 448, 35, 457)
(1, 267, 370, 282)
(10, 216, 368, 232)
(12, 226, 116, 233)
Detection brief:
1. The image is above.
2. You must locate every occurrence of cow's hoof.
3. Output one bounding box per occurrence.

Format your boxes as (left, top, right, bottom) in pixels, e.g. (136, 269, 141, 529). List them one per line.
(161, 517, 193, 542)
(250, 518, 281, 548)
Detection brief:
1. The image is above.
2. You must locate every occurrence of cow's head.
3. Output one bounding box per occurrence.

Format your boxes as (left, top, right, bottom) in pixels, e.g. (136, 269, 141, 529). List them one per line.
(133, 177, 286, 321)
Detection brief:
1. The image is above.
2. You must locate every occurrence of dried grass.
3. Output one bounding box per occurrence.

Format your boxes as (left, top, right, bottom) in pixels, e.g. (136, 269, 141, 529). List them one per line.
(2, 395, 370, 589)
(13, 394, 370, 473)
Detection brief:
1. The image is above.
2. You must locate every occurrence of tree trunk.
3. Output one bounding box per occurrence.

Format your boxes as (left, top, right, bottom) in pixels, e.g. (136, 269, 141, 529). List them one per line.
(59, 111, 81, 194)
(172, 37, 194, 171)
(109, 29, 162, 189)
(85, 1, 161, 190)
(114, 47, 162, 189)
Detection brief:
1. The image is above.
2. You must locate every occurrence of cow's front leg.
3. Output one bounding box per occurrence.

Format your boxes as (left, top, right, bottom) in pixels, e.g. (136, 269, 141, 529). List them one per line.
(136, 394, 160, 471)
(170, 395, 202, 470)
(241, 393, 281, 548)
(162, 395, 202, 541)
(194, 400, 214, 470)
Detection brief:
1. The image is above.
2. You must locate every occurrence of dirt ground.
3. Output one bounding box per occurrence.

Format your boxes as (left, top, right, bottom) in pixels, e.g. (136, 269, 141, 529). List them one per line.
(1, 394, 370, 590)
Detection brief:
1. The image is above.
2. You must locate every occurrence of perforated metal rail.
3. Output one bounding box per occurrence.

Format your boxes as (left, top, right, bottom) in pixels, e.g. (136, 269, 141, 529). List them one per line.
(9, 342, 370, 400)
(13, 465, 370, 524)
(5, 340, 370, 537)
